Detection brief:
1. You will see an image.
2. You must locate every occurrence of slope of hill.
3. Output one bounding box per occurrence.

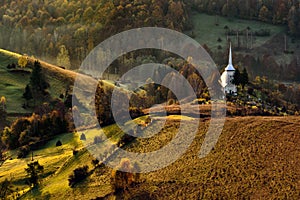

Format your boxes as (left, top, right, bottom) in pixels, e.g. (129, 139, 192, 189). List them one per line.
(190, 13, 285, 52)
(0, 49, 68, 115)
(0, 48, 101, 116)
(0, 123, 123, 199)
(1, 115, 299, 199)
(132, 116, 300, 199)
(0, 50, 28, 114)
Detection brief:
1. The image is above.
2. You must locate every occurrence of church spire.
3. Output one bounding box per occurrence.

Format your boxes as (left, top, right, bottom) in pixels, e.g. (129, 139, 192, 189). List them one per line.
(224, 42, 235, 71)
(229, 42, 232, 66)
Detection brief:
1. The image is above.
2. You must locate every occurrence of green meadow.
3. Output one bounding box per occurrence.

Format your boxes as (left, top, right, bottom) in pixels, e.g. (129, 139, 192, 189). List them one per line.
(190, 13, 285, 51)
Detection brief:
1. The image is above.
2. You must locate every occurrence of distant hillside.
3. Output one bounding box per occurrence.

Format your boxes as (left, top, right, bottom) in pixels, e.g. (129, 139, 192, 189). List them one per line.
(1, 116, 299, 199)
(187, 0, 300, 37)
(0, 0, 189, 68)
(189, 13, 300, 81)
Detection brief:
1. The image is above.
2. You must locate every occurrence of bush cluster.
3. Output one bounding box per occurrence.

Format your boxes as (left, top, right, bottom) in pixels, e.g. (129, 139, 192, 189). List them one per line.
(68, 166, 89, 188)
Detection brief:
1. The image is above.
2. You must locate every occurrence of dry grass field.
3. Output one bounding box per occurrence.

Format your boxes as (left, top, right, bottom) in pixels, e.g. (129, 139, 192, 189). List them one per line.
(1, 115, 297, 199)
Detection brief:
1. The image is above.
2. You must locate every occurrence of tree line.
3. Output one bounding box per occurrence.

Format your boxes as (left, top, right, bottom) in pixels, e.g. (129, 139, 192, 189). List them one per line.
(188, 0, 300, 37)
(0, 0, 189, 69)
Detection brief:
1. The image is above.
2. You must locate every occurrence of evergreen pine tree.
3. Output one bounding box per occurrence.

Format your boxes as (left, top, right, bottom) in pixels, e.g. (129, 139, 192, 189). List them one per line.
(28, 61, 49, 102)
(30, 61, 48, 91)
(0, 106, 7, 125)
(25, 161, 44, 187)
(23, 84, 33, 103)
(232, 68, 241, 86)
(241, 68, 249, 89)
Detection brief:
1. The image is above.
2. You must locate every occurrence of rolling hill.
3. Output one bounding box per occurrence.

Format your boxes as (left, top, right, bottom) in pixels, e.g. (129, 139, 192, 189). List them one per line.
(0, 49, 73, 115)
(0, 48, 106, 117)
(1, 115, 299, 199)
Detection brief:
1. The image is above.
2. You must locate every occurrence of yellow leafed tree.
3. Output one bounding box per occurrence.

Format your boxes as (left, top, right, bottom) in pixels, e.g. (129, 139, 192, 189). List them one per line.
(57, 45, 71, 69)
(111, 158, 136, 192)
(18, 56, 28, 68)
(0, 96, 6, 110)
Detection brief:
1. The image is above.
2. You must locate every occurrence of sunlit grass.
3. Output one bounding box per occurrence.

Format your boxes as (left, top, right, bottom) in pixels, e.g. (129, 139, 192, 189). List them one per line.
(0, 48, 22, 59)
(166, 115, 195, 121)
(1, 113, 300, 199)
(0, 50, 69, 114)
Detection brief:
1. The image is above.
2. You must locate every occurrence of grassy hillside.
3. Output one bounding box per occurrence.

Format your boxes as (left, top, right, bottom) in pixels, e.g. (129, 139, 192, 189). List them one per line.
(0, 132, 84, 199)
(0, 49, 69, 114)
(0, 122, 126, 199)
(0, 50, 28, 114)
(190, 13, 285, 52)
(132, 116, 300, 199)
(0, 48, 104, 116)
(189, 13, 300, 64)
(189, 13, 300, 81)
(1, 115, 299, 199)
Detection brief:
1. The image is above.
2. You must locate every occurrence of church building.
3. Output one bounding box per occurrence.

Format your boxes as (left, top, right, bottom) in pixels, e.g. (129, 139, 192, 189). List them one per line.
(221, 43, 237, 95)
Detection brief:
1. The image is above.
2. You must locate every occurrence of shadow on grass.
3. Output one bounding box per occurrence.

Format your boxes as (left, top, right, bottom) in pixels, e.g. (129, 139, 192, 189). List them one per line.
(22, 185, 51, 200)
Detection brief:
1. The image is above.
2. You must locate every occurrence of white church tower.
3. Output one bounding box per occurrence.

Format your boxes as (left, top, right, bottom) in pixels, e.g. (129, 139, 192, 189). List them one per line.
(221, 43, 237, 95)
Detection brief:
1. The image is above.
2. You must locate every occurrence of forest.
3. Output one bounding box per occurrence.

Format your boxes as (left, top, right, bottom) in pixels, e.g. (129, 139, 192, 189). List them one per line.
(0, 0, 189, 68)
(188, 0, 300, 36)
(0, 0, 299, 69)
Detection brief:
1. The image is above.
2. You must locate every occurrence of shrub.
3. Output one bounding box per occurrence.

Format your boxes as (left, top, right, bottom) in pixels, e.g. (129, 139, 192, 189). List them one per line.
(80, 133, 86, 141)
(167, 99, 175, 105)
(111, 160, 141, 193)
(6, 63, 16, 69)
(73, 149, 79, 156)
(92, 159, 99, 167)
(17, 145, 30, 159)
(117, 134, 135, 147)
(111, 158, 135, 192)
(25, 161, 44, 187)
(68, 165, 89, 187)
(56, 140, 62, 147)
(94, 136, 103, 144)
